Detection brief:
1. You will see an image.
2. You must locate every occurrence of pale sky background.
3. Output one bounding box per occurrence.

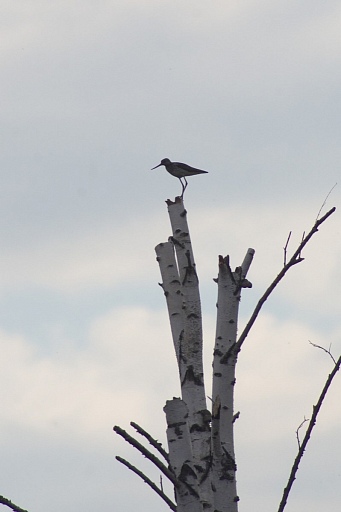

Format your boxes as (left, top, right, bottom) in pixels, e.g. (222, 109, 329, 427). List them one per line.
(1, 1, 341, 511)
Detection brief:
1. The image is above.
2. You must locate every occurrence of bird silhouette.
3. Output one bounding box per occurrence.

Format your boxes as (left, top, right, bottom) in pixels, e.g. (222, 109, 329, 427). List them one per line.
(151, 158, 208, 197)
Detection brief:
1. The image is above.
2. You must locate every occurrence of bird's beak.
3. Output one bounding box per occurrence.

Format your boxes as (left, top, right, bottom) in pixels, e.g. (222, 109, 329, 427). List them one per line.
(151, 163, 162, 170)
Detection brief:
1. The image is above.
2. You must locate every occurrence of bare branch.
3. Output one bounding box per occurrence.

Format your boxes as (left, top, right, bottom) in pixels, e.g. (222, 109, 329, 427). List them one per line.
(113, 425, 177, 486)
(116, 456, 176, 511)
(130, 421, 169, 463)
(277, 353, 341, 512)
(309, 340, 336, 364)
(236, 206, 336, 351)
(315, 183, 337, 222)
(232, 411, 240, 423)
(0, 496, 28, 512)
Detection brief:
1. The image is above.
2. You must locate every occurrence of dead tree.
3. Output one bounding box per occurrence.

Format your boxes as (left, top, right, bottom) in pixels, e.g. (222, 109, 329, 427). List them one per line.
(114, 197, 338, 512)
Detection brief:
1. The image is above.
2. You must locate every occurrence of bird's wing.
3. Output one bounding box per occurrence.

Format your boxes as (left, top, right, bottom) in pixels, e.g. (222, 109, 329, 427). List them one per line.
(174, 162, 208, 173)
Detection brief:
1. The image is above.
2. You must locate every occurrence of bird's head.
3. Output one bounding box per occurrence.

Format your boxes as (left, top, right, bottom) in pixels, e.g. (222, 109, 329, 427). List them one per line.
(151, 158, 171, 169)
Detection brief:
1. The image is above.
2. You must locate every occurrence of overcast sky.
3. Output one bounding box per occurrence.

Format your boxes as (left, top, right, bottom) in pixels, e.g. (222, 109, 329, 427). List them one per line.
(1, 1, 341, 511)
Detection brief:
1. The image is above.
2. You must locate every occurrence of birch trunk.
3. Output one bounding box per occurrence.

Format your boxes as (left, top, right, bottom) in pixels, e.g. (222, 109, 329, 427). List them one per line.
(156, 197, 254, 512)
(211, 252, 254, 512)
(164, 399, 203, 512)
(156, 197, 212, 510)
(116, 199, 335, 512)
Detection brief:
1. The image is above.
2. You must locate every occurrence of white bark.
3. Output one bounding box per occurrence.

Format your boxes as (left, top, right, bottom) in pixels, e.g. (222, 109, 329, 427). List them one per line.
(157, 197, 254, 512)
(157, 197, 212, 510)
(164, 399, 203, 512)
(155, 241, 184, 363)
(211, 250, 254, 512)
(165, 199, 206, 416)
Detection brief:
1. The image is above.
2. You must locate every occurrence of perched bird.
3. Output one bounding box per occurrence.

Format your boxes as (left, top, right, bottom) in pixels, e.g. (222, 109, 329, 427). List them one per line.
(151, 158, 208, 197)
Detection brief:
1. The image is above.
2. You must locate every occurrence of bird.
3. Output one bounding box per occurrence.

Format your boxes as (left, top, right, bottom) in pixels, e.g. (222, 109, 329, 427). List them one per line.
(151, 158, 208, 197)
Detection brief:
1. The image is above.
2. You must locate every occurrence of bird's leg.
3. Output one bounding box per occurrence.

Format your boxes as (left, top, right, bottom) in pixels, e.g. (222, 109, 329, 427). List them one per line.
(180, 178, 186, 198)
(180, 177, 188, 198)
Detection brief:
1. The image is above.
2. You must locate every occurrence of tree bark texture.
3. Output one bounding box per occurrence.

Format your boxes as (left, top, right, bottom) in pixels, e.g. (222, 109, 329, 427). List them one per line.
(156, 197, 254, 512)
(211, 252, 254, 512)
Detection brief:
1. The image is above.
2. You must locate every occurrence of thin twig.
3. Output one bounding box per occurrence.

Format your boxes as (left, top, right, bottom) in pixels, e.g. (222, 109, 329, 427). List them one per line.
(116, 456, 176, 511)
(277, 353, 341, 512)
(295, 417, 309, 449)
(235, 206, 336, 352)
(113, 425, 177, 486)
(0, 496, 28, 512)
(309, 340, 336, 364)
(130, 421, 169, 463)
(315, 183, 337, 222)
(283, 231, 292, 266)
